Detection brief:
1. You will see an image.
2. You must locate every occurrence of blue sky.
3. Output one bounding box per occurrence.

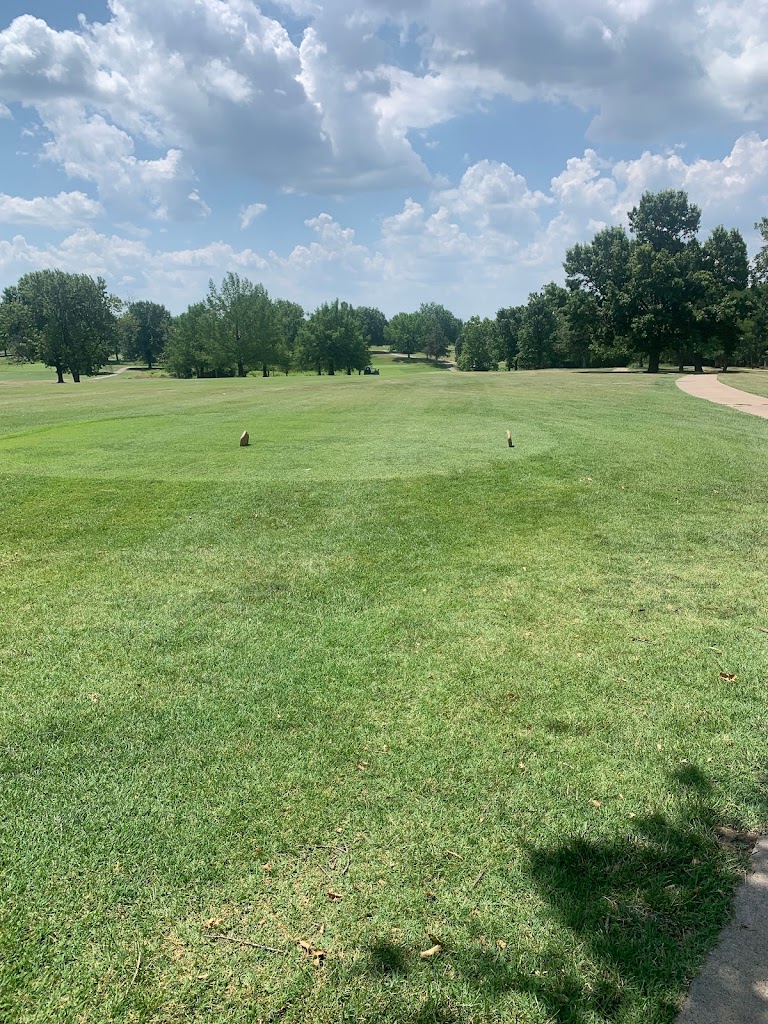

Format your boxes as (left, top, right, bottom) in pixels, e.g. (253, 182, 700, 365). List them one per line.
(1, 0, 767, 318)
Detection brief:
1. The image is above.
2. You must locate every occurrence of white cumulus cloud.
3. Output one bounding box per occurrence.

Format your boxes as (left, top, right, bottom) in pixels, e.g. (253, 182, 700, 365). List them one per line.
(0, 190, 103, 227)
(240, 203, 267, 229)
(1, 126, 767, 319)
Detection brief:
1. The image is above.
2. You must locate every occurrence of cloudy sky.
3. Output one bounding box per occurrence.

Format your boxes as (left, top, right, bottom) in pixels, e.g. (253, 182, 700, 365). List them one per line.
(1, 0, 767, 318)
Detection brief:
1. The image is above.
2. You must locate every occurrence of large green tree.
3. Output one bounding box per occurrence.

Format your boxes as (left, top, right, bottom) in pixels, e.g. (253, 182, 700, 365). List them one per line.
(625, 190, 702, 373)
(743, 218, 768, 367)
(560, 290, 602, 368)
(495, 306, 524, 369)
(166, 303, 220, 378)
(0, 285, 37, 361)
(126, 300, 171, 369)
(296, 300, 368, 375)
(270, 299, 304, 374)
(517, 288, 560, 369)
(385, 311, 422, 359)
(208, 273, 279, 377)
(419, 302, 462, 360)
(457, 316, 499, 371)
(355, 306, 388, 351)
(5, 270, 114, 382)
(564, 224, 632, 363)
(691, 226, 750, 371)
(422, 323, 449, 363)
(628, 189, 701, 254)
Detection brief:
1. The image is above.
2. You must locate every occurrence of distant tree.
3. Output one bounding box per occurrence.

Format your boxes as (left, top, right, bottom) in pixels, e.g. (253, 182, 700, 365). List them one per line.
(166, 302, 220, 378)
(517, 288, 560, 369)
(560, 290, 600, 368)
(249, 285, 281, 376)
(737, 287, 768, 367)
(107, 296, 126, 362)
(495, 306, 524, 369)
(752, 217, 768, 286)
(126, 300, 171, 369)
(355, 306, 388, 350)
(422, 324, 449, 363)
(385, 311, 422, 359)
(273, 299, 305, 360)
(692, 226, 750, 371)
(0, 285, 37, 361)
(296, 300, 368, 375)
(115, 312, 139, 364)
(8, 270, 114, 382)
(457, 316, 499, 371)
(208, 273, 277, 377)
(419, 302, 462, 358)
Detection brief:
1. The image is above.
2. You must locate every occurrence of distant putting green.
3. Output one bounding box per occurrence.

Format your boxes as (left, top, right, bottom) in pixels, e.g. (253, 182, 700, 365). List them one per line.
(1, 366, 767, 1023)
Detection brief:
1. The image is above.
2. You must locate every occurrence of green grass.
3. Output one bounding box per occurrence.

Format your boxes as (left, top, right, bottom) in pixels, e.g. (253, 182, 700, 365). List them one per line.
(718, 369, 768, 399)
(0, 357, 134, 383)
(0, 356, 62, 382)
(1, 366, 767, 1023)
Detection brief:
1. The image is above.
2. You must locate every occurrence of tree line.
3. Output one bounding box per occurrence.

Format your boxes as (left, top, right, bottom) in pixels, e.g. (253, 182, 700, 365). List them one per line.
(457, 190, 768, 373)
(1, 190, 767, 382)
(0, 269, 464, 382)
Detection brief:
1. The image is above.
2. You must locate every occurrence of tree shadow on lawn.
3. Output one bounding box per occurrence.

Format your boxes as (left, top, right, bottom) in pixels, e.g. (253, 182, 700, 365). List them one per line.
(388, 355, 455, 369)
(576, 368, 682, 375)
(361, 765, 766, 1023)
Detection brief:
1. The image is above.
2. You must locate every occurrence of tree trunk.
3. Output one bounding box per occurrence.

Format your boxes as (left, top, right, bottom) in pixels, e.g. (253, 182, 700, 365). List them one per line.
(262, 364, 269, 377)
(237, 360, 245, 377)
(56, 364, 65, 384)
(72, 370, 81, 383)
(646, 351, 660, 374)
(721, 363, 729, 373)
(693, 352, 703, 374)
(678, 362, 684, 373)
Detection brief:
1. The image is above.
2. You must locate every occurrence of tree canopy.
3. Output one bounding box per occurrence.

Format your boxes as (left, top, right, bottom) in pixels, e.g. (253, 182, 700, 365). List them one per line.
(2, 189, 766, 381)
(1, 270, 115, 382)
(296, 300, 368, 375)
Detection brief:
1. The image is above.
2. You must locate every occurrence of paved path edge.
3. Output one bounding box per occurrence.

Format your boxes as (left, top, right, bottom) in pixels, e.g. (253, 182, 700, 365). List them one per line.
(676, 837, 768, 1022)
(676, 374, 768, 419)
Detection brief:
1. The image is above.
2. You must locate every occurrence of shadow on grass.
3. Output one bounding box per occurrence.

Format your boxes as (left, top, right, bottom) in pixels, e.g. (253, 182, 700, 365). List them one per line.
(360, 767, 766, 1023)
(576, 368, 682, 375)
(388, 355, 455, 370)
(368, 940, 410, 977)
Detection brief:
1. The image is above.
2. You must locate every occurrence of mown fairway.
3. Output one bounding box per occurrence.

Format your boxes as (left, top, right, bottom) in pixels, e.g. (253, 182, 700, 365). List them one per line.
(1, 363, 767, 1024)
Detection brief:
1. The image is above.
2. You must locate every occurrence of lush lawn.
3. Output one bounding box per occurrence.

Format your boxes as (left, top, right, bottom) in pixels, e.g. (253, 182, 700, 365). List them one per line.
(0, 357, 134, 383)
(718, 369, 768, 399)
(0, 357, 62, 383)
(1, 367, 767, 1024)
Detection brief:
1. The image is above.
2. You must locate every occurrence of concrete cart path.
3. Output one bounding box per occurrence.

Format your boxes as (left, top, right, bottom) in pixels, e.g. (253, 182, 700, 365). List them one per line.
(676, 838, 768, 1023)
(676, 374, 768, 419)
